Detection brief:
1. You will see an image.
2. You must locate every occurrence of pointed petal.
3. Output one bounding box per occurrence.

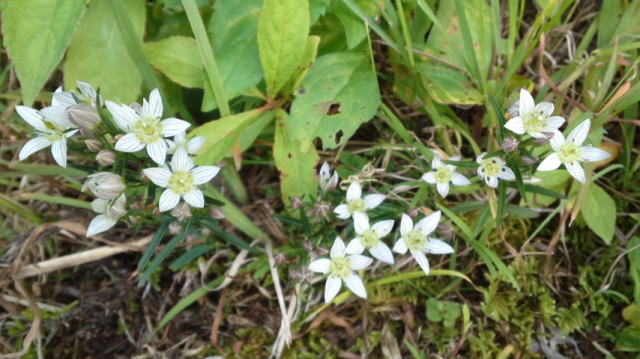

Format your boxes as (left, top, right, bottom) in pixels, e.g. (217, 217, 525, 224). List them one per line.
(331, 237, 346, 258)
(426, 238, 454, 254)
(436, 182, 449, 197)
(537, 153, 561, 171)
(504, 117, 525, 134)
(319, 162, 331, 181)
(324, 276, 342, 303)
(87, 214, 117, 237)
(334, 204, 351, 219)
(567, 119, 590, 145)
(191, 166, 220, 185)
(144, 89, 163, 118)
(422, 171, 437, 184)
(41, 106, 74, 128)
(432, 156, 444, 169)
(363, 194, 385, 209)
(77, 81, 97, 100)
(486, 176, 499, 188)
(345, 238, 365, 255)
(535, 102, 554, 116)
(400, 214, 413, 236)
(544, 116, 565, 131)
(19, 137, 51, 160)
(370, 242, 394, 264)
(309, 258, 331, 273)
(91, 198, 109, 214)
(498, 166, 516, 181)
(410, 249, 430, 275)
(566, 161, 586, 183)
(353, 211, 370, 234)
(53, 91, 76, 108)
(115, 133, 145, 153)
(519, 89, 535, 115)
(393, 238, 408, 254)
(187, 136, 206, 154)
(581, 146, 610, 162)
(147, 140, 168, 165)
(344, 274, 367, 299)
(372, 219, 394, 237)
(158, 189, 181, 212)
(16, 106, 46, 131)
(143, 167, 172, 187)
(183, 189, 205, 208)
(451, 173, 470, 186)
(349, 254, 373, 270)
(51, 140, 67, 167)
(170, 148, 194, 171)
(161, 118, 191, 137)
(415, 211, 441, 235)
(549, 130, 565, 151)
(106, 101, 138, 131)
(346, 182, 362, 201)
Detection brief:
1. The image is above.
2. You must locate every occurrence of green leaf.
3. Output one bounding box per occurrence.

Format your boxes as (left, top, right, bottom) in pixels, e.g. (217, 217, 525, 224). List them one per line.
(257, 0, 310, 96)
(273, 109, 318, 205)
(628, 236, 640, 305)
(144, 36, 203, 88)
(582, 183, 616, 244)
(331, 0, 367, 49)
(19, 193, 91, 210)
(289, 51, 380, 151)
(64, 0, 145, 103)
(0, 193, 42, 223)
(2, 0, 88, 106)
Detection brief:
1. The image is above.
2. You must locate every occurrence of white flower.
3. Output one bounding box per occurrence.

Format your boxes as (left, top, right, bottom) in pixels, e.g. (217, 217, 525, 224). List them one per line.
(107, 89, 190, 165)
(143, 150, 220, 212)
(82, 172, 126, 200)
(166, 133, 205, 155)
(308, 237, 373, 303)
(334, 182, 385, 219)
(16, 105, 78, 168)
(536, 119, 610, 183)
(318, 162, 339, 192)
(87, 194, 126, 237)
(392, 212, 454, 275)
(421, 155, 470, 197)
(504, 89, 565, 138)
(53, 81, 102, 109)
(476, 153, 515, 188)
(346, 212, 395, 264)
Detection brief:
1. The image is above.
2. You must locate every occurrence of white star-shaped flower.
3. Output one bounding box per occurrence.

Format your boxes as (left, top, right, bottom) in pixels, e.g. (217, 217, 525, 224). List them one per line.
(504, 89, 565, 138)
(476, 153, 515, 188)
(143, 150, 220, 212)
(318, 162, 339, 192)
(16, 105, 78, 167)
(421, 155, 471, 197)
(87, 194, 126, 237)
(166, 132, 205, 155)
(334, 182, 385, 219)
(536, 119, 610, 183)
(346, 212, 395, 264)
(107, 89, 190, 165)
(392, 212, 454, 275)
(308, 237, 373, 303)
(53, 81, 102, 109)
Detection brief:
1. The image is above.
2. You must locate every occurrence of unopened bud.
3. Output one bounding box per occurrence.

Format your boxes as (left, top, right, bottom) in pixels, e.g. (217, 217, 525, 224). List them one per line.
(68, 103, 101, 131)
(82, 172, 125, 199)
(534, 132, 555, 146)
(507, 100, 520, 118)
(304, 241, 314, 252)
(106, 196, 127, 219)
(522, 155, 539, 165)
(96, 150, 116, 166)
(308, 201, 332, 220)
(274, 253, 287, 265)
(169, 222, 183, 235)
(501, 136, 519, 153)
(171, 202, 192, 221)
(408, 208, 419, 218)
(85, 139, 102, 152)
(210, 207, 225, 219)
(291, 197, 304, 209)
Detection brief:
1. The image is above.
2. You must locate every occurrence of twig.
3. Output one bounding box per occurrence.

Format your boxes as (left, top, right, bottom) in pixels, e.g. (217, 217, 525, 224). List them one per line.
(210, 287, 228, 346)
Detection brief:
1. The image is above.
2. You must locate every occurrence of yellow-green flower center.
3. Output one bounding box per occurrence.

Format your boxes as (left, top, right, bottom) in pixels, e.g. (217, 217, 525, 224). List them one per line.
(523, 111, 548, 133)
(42, 120, 66, 141)
(405, 229, 427, 251)
(480, 158, 502, 177)
(348, 198, 365, 213)
(360, 229, 380, 248)
(168, 170, 195, 195)
(434, 167, 453, 184)
(132, 117, 163, 144)
(558, 142, 582, 163)
(329, 256, 352, 279)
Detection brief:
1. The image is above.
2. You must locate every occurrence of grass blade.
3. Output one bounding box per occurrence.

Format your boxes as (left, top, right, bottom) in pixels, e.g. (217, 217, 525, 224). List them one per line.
(0, 193, 42, 223)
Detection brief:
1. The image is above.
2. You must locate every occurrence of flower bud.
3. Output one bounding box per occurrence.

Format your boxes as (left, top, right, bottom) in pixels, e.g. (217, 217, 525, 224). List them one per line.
(171, 202, 192, 221)
(534, 132, 555, 146)
(507, 100, 520, 118)
(85, 139, 102, 152)
(291, 197, 304, 209)
(210, 207, 225, 219)
(501, 136, 519, 153)
(522, 155, 539, 165)
(106, 195, 127, 219)
(169, 222, 183, 235)
(274, 253, 287, 265)
(82, 172, 125, 199)
(68, 103, 101, 131)
(96, 150, 116, 166)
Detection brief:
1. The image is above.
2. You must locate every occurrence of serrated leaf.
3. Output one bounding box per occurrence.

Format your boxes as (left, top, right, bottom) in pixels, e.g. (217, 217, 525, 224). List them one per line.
(144, 36, 203, 88)
(273, 110, 318, 205)
(257, 0, 310, 97)
(582, 183, 616, 244)
(2, 0, 89, 105)
(64, 0, 145, 103)
(289, 51, 380, 151)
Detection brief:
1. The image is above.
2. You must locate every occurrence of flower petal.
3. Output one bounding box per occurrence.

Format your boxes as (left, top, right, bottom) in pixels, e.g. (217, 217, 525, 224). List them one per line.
(41, 106, 74, 128)
(504, 117, 525, 134)
(432, 156, 444, 169)
(143, 167, 172, 187)
(422, 171, 437, 184)
(372, 219, 394, 237)
(159, 189, 181, 212)
(87, 214, 117, 237)
(567, 119, 590, 145)
(581, 146, 610, 162)
(91, 198, 109, 214)
(115, 133, 145, 153)
(170, 148, 194, 171)
(343, 274, 367, 299)
(143, 89, 163, 118)
(544, 116, 565, 131)
(334, 204, 351, 219)
(346, 182, 362, 201)
(519, 89, 535, 115)
(410, 249, 430, 275)
(498, 166, 516, 181)
(565, 161, 586, 183)
(415, 211, 441, 236)
(426, 238, 454, 254)
(183, 189, 205, 208)
(51, 140, 67, 167)
(106, 101, 138, 131)
(549, 130, 565, 151)
(331, 237, 346, 258)
(77, 81, 98, 101)
(19, 137, 51, 160)
(187, 136, 206, 154)
(191, 166, 220, 185)
(363, 194, 385, 210)
(345, 238, 365, 255)
(535, 102, 554, 116)
(349, 254, 373, 270)
(436, 182, 449, 197)
(537, 153, 561, 171)
(353, 211, 369, 234)
(162, 118, 191, 137)
(324, 276, 342, 303)
(486, 175, 499, 188)
(53, 91, 76, 108)
(16, 106, 46, 131)
(309, 258, 331, 273)
(393, 238, 408, 254)
(400, 214, 413, 236)
(451, 173, 470, 186)
(147, 140, 168, 165)
(319, 162, 331, 181)
(370, 242, 394, 264)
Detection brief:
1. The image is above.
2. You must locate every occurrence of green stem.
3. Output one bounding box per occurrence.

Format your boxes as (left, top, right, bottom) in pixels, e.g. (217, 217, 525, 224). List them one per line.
(394, 0, 415, 66)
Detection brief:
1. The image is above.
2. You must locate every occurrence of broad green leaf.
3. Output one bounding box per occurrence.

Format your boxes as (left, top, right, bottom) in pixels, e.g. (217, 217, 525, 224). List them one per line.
(2, 0, 88, 105)
(330, 0, 367, 49)
(289, 51, 380, 151)
(203, 0, 263, 111)
(309, 0, 330, 24)
(524, 170, 570, 207)
(273, 110, 318, 205)
(144, 36, 203, 88)
(281, 35, 320, 95)
(582, 183, 616, 244)
(257, 0, 310, 97)
(64, 0, 145, 103)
